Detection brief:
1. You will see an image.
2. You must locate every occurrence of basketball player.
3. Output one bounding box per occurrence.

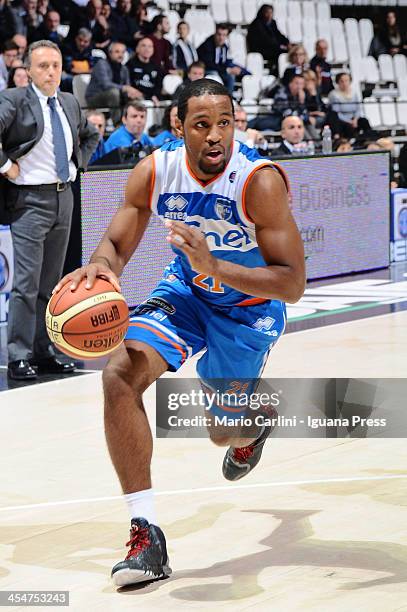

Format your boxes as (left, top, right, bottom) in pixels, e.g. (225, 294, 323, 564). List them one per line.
(54, 79, 306, 586)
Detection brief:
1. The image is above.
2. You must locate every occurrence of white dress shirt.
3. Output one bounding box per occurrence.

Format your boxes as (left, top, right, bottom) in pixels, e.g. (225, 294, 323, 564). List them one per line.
(1, 83, 76, 185)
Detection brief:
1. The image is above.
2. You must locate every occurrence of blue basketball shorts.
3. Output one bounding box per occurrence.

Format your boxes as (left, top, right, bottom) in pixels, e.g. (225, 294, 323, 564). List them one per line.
(125, 274, 286, 418)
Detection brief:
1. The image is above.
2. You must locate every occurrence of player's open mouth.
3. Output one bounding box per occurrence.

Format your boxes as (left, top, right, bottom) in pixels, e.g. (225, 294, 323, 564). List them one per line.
(205, 150, 223, 163)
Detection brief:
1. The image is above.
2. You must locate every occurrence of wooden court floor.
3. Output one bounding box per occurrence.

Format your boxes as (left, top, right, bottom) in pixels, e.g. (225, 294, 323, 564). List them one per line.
(0, 312, 406, 611)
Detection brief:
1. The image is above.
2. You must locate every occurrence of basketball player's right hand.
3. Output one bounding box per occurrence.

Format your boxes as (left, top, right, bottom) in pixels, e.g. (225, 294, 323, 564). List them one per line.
(52, 264, 121, 294)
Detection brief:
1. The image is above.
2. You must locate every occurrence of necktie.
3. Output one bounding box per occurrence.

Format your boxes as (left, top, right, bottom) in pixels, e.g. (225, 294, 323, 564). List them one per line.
(47, 97, 70, 182)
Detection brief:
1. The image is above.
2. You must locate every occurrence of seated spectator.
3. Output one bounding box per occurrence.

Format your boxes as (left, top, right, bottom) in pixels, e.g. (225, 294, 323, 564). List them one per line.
(110, 0, 139, 49)
(151, 102, 182, 147)
(328, 72, 372, 140)
(71, 0, 112, 50)
(0, 40, 19, 91)
(333, 138, 352, 153)
(271, 115, 309, 157)
(173, 60, 205, 100)
(173, 21, 198, 75)
(12, 33, 28, 61)
(63, 28, 94, 75)
(303, 69, 326, 129)
(7, 64, 29, 87)
(147, 14, 176, 76)
(282, 44, 309, 87)
(126, 37, 163, 103)
(0, 0, 17, 41)
(103, 100, 153, 155)
(86, 41, 141, 124)
(274, 74, 310, 129)
(377, 10, 407, 57)
(133, 3, 149, 41)
(198, 23, 241, 95)
(32, 10, 64, 48)
(87, 110, 108, 164)
(310, 39, 334, 96)
(12, 0, 42, 41)
(247, 4, 289, 74)
(234, 105, 267, 151)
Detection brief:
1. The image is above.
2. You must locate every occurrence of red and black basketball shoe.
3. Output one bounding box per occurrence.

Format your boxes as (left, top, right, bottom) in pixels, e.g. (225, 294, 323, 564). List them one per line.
(222, 410, 276, 481)
(111, 518, 172, 586)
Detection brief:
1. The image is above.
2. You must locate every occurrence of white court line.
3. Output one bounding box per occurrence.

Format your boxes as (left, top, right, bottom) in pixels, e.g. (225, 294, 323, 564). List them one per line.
(1, 474, 406, 514)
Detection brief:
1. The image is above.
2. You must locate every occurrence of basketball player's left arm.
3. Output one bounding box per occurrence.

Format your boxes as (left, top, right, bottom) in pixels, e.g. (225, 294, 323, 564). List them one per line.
(166, 167, 306, 303)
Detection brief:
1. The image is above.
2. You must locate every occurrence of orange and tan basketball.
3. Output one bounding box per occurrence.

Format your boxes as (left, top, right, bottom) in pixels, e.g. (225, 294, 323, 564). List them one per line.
(46, 277, 129, 359)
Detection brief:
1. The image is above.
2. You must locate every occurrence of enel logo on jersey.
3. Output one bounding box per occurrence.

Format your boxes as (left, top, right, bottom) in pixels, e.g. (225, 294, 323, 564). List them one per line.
(186, 217, 255, 252)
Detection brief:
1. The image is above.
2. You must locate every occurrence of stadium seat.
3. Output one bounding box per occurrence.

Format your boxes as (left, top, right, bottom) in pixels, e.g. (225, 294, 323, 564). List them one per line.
(345, 18, 362, 59)
(162, 74, 183, 96)
(72, 73, 91, 109)
(193, 31, 208, 48)
(205, 73, 224, 84)
(242, 0, 257, 24)
(361, 56, 380, 83)
(302, 1, 316, 22)
(226, 0, 243, 25)
(359, 18, 373, 57)
(246, 52, 264, 76)
(229, 30, 247, 67)
(167, 10, 180, 43)
(287, 17, 302, 44)
(330, 18, 348, 64)
(396, 98, 407, 129)
(242, 75, 261, 101)
(287, 0, 302, 21)
(156, 0, 169, 9)
(380, 96, 398, 127)
(91, 48, 106, 60)
(275, 17, 287, 37)
(303, 18, 317, 42)
(363, 97, 381, 128)
(278, 53, 288, 78)
(272, 0, 287, 21)
(393, 54, 407, 82)
(211, 0, 228, 23)
(316, 2, 331, 22)
(379, 54, 396, 82)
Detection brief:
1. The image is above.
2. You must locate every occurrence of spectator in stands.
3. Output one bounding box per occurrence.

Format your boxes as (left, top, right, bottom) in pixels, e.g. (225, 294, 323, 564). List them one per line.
(151, 102, 181, 147)
(333, 138, 352, 153)
(133, 2, 149, 41)
(247, 4, 289, 75)
(12, 33, 28, 60)
(377, 11, 407, 57)
(7, 65, 29, 88)
(234, 105, 267, 151)
(0, 40, 19, 91)
(0, 0, 17, 41)
(310, 39, 334, 96)
(32, 10, 64, 48)
(12, 0, 41, 41)
(63, 28, 94, 75)
(303, 69, 326, 130)
(328, 72, 371, 140)
(126, 37, 163, 103)
(198, 23, 241, 95)
(86, 41, 140, 124)
(110, 0, 139, 49)
(148, 14, 175, 75)
(271, 115, 308, 157)
(72, 0, 112, 50)
(104, 100, 153, 155)
(173, 60, 205, 100)
(87, 110, 107, 164)
(282, 44, 309, 87)
(274, 74, 310, 128)
(173, 21, 198, 74)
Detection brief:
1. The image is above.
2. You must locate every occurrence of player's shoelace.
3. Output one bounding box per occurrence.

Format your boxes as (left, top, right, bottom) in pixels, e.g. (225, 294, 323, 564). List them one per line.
(125, 524, 150, 560)
(233, 446, 255, 462)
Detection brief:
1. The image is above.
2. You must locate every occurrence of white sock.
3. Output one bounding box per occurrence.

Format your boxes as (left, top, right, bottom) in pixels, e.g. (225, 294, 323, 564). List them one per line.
(124, 488, 157, 525)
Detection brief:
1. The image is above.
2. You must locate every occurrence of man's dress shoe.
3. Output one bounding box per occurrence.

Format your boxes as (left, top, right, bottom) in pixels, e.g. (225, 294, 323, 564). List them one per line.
(8, 360, 38, 380)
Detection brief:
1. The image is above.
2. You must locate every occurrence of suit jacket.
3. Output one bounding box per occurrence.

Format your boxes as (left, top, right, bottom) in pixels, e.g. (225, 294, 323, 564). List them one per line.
(0, 84, 99, 223)
(270, 143, 293, 158)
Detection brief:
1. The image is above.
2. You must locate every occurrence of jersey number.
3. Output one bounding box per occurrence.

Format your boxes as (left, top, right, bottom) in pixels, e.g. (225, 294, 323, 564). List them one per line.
(192, 274, 225, 293)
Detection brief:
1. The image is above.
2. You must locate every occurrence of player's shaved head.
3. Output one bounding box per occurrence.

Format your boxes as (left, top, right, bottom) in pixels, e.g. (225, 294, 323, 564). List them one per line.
(177, 78, 234, 123)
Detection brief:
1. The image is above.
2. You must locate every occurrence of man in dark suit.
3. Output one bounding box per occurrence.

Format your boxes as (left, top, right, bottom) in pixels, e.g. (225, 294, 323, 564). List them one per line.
(0, 39, 99, 380)
(271, 115, 307, 157)
(197, 24, 241, 94)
